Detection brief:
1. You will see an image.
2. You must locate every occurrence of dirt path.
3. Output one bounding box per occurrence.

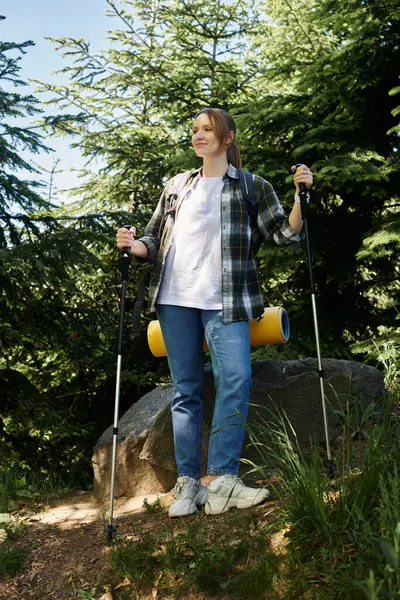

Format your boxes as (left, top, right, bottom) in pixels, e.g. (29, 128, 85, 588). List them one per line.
(0, 484, 279, 600)
(0, 491, 175, 600)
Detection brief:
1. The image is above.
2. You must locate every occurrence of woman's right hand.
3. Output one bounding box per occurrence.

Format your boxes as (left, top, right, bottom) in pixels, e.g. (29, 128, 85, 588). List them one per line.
(116, 226, 136, 252)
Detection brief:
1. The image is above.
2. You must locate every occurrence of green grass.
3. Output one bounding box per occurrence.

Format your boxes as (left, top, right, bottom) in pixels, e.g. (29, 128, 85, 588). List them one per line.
(0, 515, 29, 579)
(142, 495, 163, 513)
(0, 466, 85, 514)
(0, 541, 29, 578)
(77, 588, 98, 600)
(0, 470, 33, 512)
(107, 512, 280, 599)
(243, 388, 400, 599)
(0, 518, 27, 541)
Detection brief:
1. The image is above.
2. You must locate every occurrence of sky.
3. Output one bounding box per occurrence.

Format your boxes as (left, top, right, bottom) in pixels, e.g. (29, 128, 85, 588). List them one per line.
(2, 0, 113, 201)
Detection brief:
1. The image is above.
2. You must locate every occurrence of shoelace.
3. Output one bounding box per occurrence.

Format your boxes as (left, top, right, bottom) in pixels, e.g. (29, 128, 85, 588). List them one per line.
(232, 476, 244, 487)
(229, 477, 265, 496)
(173, 481, 197, 499)
(225, 475, 244, 490)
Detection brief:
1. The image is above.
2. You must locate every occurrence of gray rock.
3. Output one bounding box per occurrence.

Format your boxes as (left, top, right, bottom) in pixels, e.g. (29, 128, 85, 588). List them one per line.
(248, 358, 385, 445)
(92, 385, 175, 502)
(92, 358, 384, 502)
(139, 403, 211, 474)
(96, 384, 173, 445)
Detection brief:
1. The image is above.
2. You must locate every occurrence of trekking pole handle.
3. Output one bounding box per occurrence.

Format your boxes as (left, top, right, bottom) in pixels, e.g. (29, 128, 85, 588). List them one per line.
(121, 224, 134, 282)
(122, 224, 135, 257)
(294, 164, 310, 220)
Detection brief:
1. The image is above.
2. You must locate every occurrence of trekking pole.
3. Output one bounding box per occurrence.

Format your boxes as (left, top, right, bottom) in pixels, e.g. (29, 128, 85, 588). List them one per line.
(295, 165, 336, 477)
(106, 225, 132, 544)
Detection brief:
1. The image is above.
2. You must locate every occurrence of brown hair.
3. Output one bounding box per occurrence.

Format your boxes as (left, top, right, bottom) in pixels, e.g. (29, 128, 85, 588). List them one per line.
(194, 108, 242, 169)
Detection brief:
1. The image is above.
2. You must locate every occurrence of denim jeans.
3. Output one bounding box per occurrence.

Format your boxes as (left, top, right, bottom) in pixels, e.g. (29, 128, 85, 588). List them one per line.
(156, 304, 252, 478)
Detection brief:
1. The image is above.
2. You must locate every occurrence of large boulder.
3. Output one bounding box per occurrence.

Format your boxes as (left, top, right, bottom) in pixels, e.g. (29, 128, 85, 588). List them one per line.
(92, 358, 384, 502)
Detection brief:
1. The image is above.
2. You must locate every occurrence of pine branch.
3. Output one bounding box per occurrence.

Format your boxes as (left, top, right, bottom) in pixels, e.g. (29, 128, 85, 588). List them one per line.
(281, 0, 318, 52)
(105, 0, 152, 50)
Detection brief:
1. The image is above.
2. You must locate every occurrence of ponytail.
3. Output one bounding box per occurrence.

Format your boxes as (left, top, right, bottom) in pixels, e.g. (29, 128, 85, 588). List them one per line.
(227, 141, 242, 169)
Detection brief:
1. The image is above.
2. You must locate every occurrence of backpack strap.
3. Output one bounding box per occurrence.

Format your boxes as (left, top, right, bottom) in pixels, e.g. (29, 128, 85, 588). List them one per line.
(238, 169, 258, 229)
(168, 171, 194, 211)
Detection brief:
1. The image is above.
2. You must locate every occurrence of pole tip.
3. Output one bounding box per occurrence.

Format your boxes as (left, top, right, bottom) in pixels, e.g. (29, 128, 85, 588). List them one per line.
(106, 524, 117, 545)
(325, 460, 336, 479)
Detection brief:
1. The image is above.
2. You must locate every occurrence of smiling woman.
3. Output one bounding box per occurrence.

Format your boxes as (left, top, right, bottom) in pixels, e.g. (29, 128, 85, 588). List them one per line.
(116, 107, 313, 520)
(192, 108, 240, 175)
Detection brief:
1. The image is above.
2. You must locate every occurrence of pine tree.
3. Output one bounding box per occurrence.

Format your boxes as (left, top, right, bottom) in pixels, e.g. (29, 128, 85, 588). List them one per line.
(0, 21, 136, 481)
(0, 30, 54, 245)
(239, 0, 400, 357)
(35, 0, 260, 212)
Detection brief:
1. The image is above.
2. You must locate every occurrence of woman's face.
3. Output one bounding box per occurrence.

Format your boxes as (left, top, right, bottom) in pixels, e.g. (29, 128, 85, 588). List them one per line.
(192, 113, 228, 159)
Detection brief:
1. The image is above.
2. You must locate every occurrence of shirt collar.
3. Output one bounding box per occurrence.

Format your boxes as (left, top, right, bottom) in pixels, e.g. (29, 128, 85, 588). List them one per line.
(225, 164, 239, 179)
(189, 164, 239, 181)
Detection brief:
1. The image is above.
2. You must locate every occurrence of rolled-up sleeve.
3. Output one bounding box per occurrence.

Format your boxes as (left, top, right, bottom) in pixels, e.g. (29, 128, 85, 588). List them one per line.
(255, 177, 303, 248)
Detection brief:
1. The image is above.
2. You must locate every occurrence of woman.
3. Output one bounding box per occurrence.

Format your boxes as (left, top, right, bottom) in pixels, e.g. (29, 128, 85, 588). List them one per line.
(116, 108, 312, 518)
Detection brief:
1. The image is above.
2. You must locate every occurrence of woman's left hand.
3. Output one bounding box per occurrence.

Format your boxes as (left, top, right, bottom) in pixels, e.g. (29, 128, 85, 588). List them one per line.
(291, 164, 313, 193)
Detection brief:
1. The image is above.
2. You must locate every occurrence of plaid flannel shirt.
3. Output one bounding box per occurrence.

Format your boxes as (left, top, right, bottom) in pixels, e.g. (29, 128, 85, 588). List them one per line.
(137, 164, 303, 323)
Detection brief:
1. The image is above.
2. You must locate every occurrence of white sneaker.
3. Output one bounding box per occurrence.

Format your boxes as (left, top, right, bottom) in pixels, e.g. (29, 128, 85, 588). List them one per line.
(168, 476, 208, 518)
(205, 475, 270, 515)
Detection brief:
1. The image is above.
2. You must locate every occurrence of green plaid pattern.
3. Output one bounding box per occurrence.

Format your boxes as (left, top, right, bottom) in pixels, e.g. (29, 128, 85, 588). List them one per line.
(137, 164, 302, 323)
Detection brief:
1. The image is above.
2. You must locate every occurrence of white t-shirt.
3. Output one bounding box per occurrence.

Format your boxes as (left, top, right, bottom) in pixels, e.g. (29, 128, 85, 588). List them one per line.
(157, 176, 224, 309)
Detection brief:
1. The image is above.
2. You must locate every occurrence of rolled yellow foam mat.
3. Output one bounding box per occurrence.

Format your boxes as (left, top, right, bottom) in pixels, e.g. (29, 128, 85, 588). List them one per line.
(147, 307, 290, 357)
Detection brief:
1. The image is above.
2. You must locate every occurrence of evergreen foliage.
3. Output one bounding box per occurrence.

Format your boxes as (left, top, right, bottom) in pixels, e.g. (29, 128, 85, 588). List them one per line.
(0, 20, 157, 485)
(241, 0, 400, 357)
(34, 0, 260, 208)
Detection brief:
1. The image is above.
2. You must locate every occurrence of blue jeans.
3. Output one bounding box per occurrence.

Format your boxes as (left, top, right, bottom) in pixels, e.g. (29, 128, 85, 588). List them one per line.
(156, 304, 252, 478)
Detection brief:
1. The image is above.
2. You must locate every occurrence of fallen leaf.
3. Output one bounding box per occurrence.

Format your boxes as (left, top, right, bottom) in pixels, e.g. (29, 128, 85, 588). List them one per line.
(173, 528, 188, 537)
(152, 572, 162, 599)
(115, 577, 131, 589)
(235, 564, 247, 572)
